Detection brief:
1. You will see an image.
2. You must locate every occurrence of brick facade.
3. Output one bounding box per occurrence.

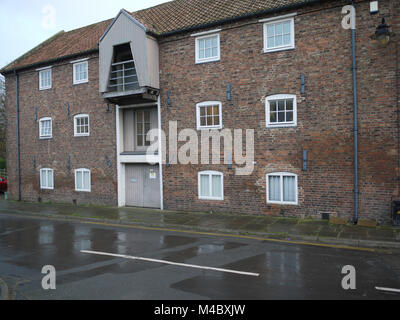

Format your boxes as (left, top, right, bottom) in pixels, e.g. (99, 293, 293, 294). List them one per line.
(3, 0, 400, 224)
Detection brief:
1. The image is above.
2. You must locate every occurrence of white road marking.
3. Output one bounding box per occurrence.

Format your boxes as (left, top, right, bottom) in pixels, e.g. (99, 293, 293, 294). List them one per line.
(375, 286, 400, 293)
(81, 250, 260, 277)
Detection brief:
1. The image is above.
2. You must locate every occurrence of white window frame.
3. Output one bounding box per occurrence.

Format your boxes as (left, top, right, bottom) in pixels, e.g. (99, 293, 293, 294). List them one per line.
(73, 60, 88, 85)
(265, 94, 297, 128)
(39, 117, 53, 139)
(38, 67, 52, 90)
(75, 168, 91, 192)
(198, 171, 224, 201)
(262, 15, 295, 53)
(195, 33, 221, 64)
(196, 101, 223, 130)
(40, 168, 54, 190)
(74, 114, 90, 137)
(266, 172, 298, 205)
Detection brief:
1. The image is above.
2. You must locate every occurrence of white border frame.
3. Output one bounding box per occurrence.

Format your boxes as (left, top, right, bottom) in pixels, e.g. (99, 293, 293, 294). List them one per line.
(74, 114, 90, 137)
(263, 16, 295, 53)
(195, 33, 221, 64)
(265, 94, 297, 128)
(196, 101, 223, 130)
(39, 117, 53, 139)
(73, 60, 89, 85)
(198, 171, 224, 201)
(40, 168, 54, 190)
(75, 168, 91, 192)
(266, 172, 298, 205)
(39, 67, 52, 90)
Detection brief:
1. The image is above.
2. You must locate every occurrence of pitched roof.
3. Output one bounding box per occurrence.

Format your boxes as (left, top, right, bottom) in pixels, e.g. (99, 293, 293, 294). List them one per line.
(1, 0, 316, 73)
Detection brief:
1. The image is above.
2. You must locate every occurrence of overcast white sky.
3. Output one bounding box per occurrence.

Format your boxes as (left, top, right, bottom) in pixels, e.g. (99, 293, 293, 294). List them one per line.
(0, 0, 170, 69)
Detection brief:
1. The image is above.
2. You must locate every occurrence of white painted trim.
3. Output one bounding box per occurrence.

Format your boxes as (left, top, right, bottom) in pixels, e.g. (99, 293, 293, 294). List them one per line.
(74, 168, 91, 192)
(39, 117, 52, 139)
(38, 68, 52, 90)
(198, 171, 224, 201)
(72, 60, 89, 85)
(196, 101, 223, 130)
(191, 28, 222, 37)
(73, 114, 90, 137)
(259, 12, 297, 23)
(263, 16, 295, 53)
(40, 168, 54, 190)
(70, 58, 89, 64)
(266, 172, 298, 205)
(119, 154, 160, 164)
(195, 33, 221, 64)
(265, 94, 297, 128)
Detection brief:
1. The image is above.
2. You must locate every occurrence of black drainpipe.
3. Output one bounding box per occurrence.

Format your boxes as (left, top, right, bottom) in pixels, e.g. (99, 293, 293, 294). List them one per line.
(14, 71, 21, 201)
(351, 0, 359, 224)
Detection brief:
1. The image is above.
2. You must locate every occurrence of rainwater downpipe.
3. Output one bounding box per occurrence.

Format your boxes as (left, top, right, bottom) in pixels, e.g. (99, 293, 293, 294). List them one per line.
(351, 0, 359, 224)
(14, 71, 21, 201)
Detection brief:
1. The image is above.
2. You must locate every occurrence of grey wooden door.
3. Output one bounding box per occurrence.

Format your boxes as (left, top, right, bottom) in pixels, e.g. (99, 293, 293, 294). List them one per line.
(125, 164, 160, 208)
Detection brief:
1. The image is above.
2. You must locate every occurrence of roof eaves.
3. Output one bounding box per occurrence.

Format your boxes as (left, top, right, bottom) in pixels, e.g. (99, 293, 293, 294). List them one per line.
(0, 30, 65, 74)
(157, 0, 322, 37)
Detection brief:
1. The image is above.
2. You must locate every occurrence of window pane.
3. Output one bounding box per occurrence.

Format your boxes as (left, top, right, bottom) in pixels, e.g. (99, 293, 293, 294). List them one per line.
(269, 176, 281, 201)
(283, 21, 291, 34)
(270, 112, 277, 123)
(200, 107, 206, 117)
(278, 100, 285, 111)
(83, 172, 90, 190)
(270, 101, 277, 112)
(48, 170, 53, 188)
(278, 111, 285, 122)
(212, 36, 218, 48)
(275, 23, 283, 36)
(200, 117, 206, 126)
(267, 24, 274, 37)
(283, 34, 291, 45)
(286, 99, 293, 110)
(206, 116, 213, 126)
(286, 111, 293, 122)
(212, 175, 222, 198)
(267, 36, 274, 48)
(275, 35, 283, 46)
(213, 115, 220, 126)
(199, 39, 204, 50)
(76, 172, 82, 190)
(283, 176, 296, 202)
(41, 171, 47, 188)
(212, 47, 218, 57)
(212, 105, 219, 115)
(205, 48, 211, 58)
(200, 175, 210, 197)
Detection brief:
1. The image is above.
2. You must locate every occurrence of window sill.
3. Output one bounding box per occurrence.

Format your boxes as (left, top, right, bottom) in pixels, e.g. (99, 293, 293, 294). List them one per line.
(263, 46, 295, 54)
(39, 137, 53, 140)
(197, 126, 223, 131)
(195, 58, 220, 65)
(74, 134, 90, 137)
(199, 197, 224, 201)
(40, 187, 54, 190)
(267, 201, 298, 206)
(39, 87, 52, 91)
(266, 124, 297, 129)
(73, 80, 89, 85)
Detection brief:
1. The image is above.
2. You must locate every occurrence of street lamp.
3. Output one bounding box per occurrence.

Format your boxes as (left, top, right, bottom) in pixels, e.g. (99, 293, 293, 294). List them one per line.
(372, 18, 395, 46)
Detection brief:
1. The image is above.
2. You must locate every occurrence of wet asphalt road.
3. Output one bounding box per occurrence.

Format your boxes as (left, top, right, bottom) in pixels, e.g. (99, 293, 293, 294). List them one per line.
(0, 213, 400, 300)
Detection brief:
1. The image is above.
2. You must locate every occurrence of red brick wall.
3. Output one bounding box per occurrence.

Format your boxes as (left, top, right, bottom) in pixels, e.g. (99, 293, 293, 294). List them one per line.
(3, 0, 399, 224)
(159, 0, 399, 224)
(5, 53, 118, 206)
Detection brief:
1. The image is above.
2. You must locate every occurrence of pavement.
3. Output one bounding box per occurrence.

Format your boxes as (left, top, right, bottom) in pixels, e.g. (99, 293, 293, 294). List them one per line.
(0, 200, 399, 249)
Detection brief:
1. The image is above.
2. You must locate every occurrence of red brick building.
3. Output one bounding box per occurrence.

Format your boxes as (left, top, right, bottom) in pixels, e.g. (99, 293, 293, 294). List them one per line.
(1, 0, 399, 224)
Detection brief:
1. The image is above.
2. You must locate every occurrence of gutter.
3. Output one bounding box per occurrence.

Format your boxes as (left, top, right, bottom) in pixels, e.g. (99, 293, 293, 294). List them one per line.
(14, 71, 21, 201)
(1, 49, 98, 76)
